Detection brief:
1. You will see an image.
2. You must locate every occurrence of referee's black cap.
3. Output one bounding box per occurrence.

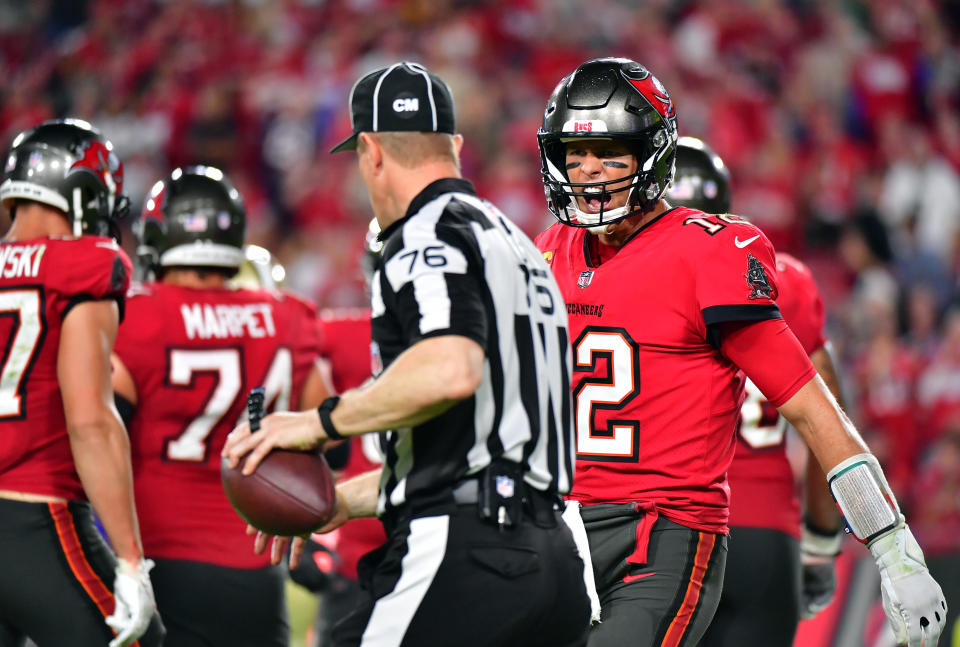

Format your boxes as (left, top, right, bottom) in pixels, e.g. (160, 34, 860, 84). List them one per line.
(330, 62, 456, 154)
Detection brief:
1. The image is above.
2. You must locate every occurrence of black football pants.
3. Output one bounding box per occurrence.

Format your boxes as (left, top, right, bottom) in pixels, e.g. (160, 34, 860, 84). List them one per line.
(0, 498, 165, 647)
(150, 558, 289, 647)
(698, 526, 800, 647)
(582, 504, 727, 647)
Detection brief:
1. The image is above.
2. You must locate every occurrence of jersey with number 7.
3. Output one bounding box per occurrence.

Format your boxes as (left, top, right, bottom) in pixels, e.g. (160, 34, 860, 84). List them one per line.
(0, 236, 130, 499)
(535, 206, 783, 534)
(113, 282, 321, 567)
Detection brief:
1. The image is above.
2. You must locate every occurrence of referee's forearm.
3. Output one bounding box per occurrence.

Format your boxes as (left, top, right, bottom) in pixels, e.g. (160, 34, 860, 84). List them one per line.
(330, 335, 483, 435)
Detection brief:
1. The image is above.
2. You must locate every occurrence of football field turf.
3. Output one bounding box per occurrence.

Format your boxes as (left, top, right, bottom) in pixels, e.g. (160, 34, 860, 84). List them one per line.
(287, 580, 319, 647)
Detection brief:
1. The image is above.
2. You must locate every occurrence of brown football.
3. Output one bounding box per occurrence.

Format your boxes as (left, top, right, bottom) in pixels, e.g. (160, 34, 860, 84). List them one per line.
(221, 449, 336, 536)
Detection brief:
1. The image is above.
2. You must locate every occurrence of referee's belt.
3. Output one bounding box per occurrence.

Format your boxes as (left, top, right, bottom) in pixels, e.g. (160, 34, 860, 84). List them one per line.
(452, 476, 562, 527)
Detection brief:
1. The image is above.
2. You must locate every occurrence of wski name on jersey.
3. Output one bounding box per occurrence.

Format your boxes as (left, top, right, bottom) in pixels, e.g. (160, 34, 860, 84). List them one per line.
(0, 243, 45, 279)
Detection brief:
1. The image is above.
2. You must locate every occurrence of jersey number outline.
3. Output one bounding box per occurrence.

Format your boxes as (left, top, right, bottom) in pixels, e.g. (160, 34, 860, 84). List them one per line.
(738, 377, 787, 449)
(0, 287, 45, 419)
(572, 326, 641, 462)
(164, 347, 293, 462)
(683, 213, 753, 235)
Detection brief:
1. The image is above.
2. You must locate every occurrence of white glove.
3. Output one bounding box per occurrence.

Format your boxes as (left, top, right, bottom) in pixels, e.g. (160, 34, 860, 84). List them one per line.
(106, 558, 157, 647)
(869, 524, 947, 647)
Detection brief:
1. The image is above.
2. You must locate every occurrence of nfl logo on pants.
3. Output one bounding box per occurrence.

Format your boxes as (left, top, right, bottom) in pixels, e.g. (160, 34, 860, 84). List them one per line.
(496, 475, 515, 498)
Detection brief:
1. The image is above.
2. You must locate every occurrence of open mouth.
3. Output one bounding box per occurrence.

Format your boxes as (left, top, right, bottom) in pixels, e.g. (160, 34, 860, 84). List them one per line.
(578, 188, 611, 214)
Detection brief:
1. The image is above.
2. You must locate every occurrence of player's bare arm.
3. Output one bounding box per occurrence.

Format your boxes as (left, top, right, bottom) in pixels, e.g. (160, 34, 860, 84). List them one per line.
(110, 352, 138, 407)
(60, 299, 143, 564)
(803, 344, 845, 532)
(223, 334, 484, 475)
(300, 358, 334, 410)
(777, 374, 867, 471)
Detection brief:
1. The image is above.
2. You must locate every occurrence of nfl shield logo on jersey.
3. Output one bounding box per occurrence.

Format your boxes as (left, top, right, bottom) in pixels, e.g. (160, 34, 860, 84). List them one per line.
(496, 475, 515, 498)
(578, 270, 594, 289)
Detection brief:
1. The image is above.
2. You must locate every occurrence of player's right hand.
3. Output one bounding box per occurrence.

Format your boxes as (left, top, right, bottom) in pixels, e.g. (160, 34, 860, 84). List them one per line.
(869, 523, 947, 646)
(800, 557, 837, 619)
(800, 523, 842, 619)
(106, 558, 156, 647)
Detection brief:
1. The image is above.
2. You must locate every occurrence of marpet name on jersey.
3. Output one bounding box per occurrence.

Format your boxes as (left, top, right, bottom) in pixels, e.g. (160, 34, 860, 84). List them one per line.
(180, 302, 276, 340)
(566, 302, 605, 318)
(0, 244, 45, 279)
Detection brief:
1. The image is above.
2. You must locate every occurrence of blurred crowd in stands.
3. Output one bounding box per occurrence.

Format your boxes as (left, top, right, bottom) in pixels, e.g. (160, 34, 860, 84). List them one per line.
(1, 0, 959, 557)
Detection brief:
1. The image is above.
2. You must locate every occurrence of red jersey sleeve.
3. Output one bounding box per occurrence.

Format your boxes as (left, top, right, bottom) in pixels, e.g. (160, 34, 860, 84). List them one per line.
(720, 317, 817, 406)
(686, 215, 781, 326)
(774, 253, 827, 356)
(50, 236, 132, 321)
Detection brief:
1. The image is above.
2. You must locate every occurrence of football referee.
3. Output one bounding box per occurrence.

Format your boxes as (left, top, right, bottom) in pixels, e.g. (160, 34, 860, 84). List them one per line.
(223, 61, 591, 647)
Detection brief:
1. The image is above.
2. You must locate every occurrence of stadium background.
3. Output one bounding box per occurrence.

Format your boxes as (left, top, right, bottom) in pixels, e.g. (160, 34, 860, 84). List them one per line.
(1, 0, 958, 645)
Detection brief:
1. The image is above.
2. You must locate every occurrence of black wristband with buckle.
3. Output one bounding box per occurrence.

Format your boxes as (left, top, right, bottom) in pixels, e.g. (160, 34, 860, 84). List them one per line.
(317, 396, 344, 441)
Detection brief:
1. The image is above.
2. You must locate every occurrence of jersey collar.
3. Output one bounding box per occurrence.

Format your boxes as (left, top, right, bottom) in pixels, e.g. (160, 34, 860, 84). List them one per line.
(379, 178, 477, 242)
(581, 206, 680, 268)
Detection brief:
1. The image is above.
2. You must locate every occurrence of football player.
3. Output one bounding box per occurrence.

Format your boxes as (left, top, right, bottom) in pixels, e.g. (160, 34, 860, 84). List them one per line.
(110, 165, 330, 647)
(534, 57, 946, 647)
(0, 119, 164, 647)
(668, 137, 846, 646)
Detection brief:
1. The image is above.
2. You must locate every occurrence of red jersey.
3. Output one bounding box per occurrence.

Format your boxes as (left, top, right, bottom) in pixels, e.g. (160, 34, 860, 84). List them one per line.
(730, 253, 827, 538)
(314, 308, 385, 580)
(536, 207, 781, 533)
(114, 283, 320, 568)
(0, 236, 130, 501)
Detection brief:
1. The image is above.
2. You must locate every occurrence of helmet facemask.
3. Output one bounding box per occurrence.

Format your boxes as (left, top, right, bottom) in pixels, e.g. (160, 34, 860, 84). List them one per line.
(539, 129, 676, 230)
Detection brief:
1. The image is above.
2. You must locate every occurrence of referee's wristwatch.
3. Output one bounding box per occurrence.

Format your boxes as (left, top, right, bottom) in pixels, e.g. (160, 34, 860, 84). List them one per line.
(317, 396, 345, 440)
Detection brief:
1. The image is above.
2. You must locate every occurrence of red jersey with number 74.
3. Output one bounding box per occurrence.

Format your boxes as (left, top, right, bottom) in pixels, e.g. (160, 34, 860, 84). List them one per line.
(0, 236, 130, 501)
(114, 283, 320, 567)
(535, 207, 783, 534)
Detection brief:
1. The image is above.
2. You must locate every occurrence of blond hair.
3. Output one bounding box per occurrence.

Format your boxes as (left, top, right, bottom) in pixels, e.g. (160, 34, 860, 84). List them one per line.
(359, 132, 460, 170)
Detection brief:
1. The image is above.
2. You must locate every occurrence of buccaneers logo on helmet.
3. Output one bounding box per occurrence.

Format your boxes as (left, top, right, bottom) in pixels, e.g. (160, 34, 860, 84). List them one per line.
(69, 139, 123, 198)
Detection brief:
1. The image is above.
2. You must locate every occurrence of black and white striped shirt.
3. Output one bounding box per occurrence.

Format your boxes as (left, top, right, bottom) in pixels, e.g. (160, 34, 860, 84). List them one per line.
(370, 178, 574, 515)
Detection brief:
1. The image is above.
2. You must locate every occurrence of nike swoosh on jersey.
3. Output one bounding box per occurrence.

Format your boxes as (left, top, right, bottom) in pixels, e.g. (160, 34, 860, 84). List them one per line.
(623, 572, 657, 583)
(734, 234, 760, 248)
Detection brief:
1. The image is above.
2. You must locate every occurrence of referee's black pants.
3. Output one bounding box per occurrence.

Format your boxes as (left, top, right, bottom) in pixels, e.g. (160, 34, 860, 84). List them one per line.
(332, 499, 591, 647)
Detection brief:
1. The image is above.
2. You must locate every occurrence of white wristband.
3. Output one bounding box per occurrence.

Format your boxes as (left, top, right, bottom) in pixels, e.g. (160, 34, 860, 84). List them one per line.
(801, 522, 844, 557)
(827, 453, 901, 544)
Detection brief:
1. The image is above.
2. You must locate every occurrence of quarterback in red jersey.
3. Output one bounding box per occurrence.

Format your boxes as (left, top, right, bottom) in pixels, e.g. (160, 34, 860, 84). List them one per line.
(0, 120, 163, 647)
(535, 58, 945, 647)
(667, 138, 846, 647)
(111, 166, 329, 647)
